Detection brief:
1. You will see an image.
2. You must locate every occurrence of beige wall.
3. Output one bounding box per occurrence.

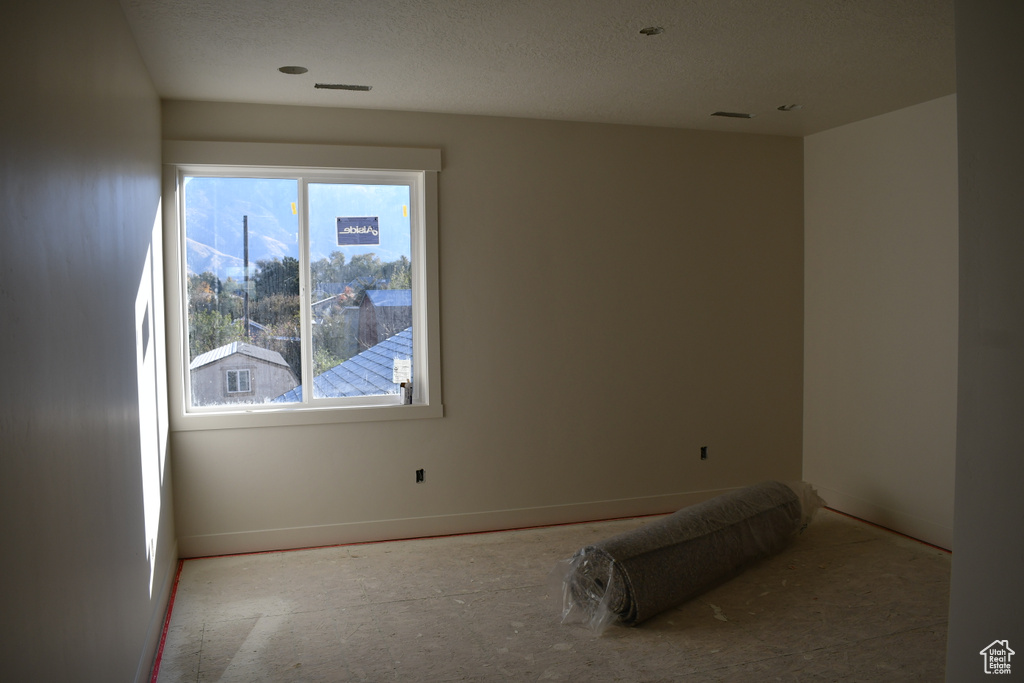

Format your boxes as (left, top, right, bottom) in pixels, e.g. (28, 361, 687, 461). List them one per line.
(0, 0, 175, 681)
(947, 1, 1024, 676)
(163, 101, 805, 556)
(803, 95, 959, 549)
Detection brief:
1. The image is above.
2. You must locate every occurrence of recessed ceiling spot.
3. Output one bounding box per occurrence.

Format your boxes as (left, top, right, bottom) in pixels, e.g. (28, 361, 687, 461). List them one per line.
(278, 66, 308, 75)
(777, 104, 803, 111)
(314, 83, 372, 91)
(711, 111, 755, 119)
(639, 26, 664, 36)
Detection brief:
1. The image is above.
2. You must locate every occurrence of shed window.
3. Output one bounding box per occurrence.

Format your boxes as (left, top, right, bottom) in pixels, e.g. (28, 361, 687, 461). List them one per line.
(226, 369, 251, 393)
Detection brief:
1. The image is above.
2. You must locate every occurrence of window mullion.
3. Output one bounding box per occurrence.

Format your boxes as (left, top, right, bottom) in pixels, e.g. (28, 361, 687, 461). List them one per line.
(298, 178, 313, 405)
(409, 176, 424, 405)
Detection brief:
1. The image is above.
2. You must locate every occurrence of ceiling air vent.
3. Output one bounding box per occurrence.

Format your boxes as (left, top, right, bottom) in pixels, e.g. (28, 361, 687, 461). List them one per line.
(315, 83, 372, 91)
(711, 111, 754, 119)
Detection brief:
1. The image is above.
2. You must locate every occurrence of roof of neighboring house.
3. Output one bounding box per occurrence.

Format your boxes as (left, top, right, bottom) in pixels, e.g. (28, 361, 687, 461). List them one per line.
(315, 278, 390, 297)
(363, 289, 411, 308)
(275, 327, 412, 402)
(189, 341, 291, 371)
(314, 283, 347, 296)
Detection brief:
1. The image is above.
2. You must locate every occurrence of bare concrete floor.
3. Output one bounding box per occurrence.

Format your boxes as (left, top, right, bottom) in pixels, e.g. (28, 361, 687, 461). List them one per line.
(155, 509, 951, 682)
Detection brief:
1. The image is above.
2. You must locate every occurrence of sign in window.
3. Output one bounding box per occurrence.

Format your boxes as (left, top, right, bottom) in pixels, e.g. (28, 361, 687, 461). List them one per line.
(336, 216, 380, 246)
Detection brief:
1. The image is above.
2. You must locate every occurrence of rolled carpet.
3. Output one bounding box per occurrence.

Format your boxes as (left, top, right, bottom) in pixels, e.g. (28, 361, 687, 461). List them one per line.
(556, 480, 823, 633)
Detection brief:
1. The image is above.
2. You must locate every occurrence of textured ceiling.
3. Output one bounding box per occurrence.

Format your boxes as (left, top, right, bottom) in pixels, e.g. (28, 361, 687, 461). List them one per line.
(119, 0, 955, 136)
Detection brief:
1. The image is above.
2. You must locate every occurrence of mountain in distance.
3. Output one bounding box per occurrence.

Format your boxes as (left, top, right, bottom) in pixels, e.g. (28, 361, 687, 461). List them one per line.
(184, 176, 299, 280)
(186, 238, 240, 278)
(185, 235, 293, 279)
(183, 176, 411, 281)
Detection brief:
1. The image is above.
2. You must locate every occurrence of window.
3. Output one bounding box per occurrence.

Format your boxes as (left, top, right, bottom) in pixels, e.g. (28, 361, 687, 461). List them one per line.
(226, 369, 251, 394)
(162, 142, 442, 430)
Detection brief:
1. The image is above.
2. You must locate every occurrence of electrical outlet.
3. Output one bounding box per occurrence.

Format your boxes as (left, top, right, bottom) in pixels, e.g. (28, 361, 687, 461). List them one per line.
(415, 468, 425, 483)
(700, 446, 708, 461)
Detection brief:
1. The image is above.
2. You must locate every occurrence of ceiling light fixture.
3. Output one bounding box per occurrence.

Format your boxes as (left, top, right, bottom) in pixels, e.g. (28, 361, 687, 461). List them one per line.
(639, 26, 664, 36)
(711, 111, 755, 119)
(278, 66, 308, 75)
(314, 83, 372, 91)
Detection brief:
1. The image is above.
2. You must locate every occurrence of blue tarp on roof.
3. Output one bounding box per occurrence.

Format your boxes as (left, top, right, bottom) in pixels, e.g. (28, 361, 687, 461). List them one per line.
(275, 327, 412, 402)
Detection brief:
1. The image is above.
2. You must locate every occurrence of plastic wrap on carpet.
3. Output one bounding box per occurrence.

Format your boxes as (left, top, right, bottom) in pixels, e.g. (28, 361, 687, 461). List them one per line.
(555, 480, 824, 633)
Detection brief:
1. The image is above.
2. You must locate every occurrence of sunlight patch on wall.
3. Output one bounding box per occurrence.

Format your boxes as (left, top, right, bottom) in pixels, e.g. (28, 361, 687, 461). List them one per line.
(136, 203, 169, 597)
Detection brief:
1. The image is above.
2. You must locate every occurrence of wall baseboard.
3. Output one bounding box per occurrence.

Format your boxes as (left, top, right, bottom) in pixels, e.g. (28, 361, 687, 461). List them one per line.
(816, 486, 952, 551)
(136, 541, 179, 683)
(177, 488, 738, 558)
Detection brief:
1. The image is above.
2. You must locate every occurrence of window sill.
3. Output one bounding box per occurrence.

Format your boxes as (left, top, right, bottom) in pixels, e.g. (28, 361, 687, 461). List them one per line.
(169, 401, 444, 432)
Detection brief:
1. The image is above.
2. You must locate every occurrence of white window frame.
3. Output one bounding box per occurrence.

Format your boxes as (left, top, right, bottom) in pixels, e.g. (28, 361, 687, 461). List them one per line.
(162, 141, 443, 431)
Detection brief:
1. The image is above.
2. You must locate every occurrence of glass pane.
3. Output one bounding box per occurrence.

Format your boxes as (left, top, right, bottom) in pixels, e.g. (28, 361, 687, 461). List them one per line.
(306, 182, 413, 400)
(183, 176, 303, 407)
